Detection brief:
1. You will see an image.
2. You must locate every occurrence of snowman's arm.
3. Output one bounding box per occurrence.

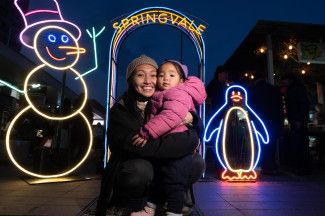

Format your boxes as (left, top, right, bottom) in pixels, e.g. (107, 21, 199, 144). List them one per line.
(0, 80, 24, 94)
(204, 105, 225, 142)
(76, 26, 106, 80)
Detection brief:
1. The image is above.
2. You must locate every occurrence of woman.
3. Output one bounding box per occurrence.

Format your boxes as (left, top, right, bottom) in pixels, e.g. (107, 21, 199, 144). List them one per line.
(96, 55, 205, 216)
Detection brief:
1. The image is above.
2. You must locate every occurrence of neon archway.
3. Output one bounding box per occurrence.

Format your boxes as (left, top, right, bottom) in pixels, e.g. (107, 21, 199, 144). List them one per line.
(104, 7, 207, 164)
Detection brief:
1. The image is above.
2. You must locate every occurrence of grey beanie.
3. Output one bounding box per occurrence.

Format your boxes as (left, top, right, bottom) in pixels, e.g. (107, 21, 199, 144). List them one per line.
(126, 55, 158, 80)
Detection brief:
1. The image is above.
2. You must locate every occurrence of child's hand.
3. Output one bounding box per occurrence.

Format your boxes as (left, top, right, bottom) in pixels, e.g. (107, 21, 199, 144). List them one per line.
(132, 134, 148, 147)
(179, 112, 193, 126)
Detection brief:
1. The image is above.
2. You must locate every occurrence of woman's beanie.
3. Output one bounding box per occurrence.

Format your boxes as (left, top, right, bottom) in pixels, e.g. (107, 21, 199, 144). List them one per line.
(163, 60, 188, 78)
(126, 55, 158, 80)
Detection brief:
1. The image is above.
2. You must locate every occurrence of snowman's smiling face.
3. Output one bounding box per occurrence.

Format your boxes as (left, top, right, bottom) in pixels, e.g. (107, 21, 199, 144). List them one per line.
(34, 25, 85, 70)
(230, 90, 244, 103)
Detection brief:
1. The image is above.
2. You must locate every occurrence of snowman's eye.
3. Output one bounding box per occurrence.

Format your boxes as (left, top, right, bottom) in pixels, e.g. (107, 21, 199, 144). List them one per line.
(48, 34, 56, 43)
(61, 35, 69, 43)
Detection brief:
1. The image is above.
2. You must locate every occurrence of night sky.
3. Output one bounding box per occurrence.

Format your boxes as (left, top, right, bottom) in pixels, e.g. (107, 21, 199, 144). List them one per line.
(21, 0, 325, 106)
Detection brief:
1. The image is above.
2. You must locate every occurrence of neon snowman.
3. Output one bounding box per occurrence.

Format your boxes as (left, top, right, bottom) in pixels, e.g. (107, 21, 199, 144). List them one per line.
(6, 0, 93, 178)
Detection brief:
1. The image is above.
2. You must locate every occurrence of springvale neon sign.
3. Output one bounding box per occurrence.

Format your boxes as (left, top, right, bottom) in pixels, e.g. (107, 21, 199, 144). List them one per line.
(112, 10, 206, 37)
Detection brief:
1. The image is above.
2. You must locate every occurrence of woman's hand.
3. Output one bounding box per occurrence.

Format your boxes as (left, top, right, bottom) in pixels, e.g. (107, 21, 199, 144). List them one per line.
(132, 134, 148, 147)
(182, 112, 193, 126)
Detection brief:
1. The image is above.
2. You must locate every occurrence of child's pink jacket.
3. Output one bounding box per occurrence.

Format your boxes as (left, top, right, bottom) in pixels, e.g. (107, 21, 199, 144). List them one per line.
(139, 76, 207, 139)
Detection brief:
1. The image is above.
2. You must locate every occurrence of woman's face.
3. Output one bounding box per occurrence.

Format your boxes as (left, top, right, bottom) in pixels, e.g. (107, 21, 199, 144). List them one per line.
(157, 62, 183, 90)
(132, 64, 157, 97)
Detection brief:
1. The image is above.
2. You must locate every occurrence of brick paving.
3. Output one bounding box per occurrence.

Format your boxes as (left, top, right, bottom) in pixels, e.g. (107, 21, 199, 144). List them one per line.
(1, 163, 325, 216)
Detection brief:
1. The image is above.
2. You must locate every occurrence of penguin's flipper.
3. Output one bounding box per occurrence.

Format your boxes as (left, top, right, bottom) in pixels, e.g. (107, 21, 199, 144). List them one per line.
(204, 104, 226, 142)
(247, 106, 269, 144)
(204, 119, 222, 142)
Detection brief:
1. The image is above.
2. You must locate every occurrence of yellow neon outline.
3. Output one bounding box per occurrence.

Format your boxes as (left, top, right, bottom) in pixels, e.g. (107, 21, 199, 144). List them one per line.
(6, 106, 93, 178)
(222, 106, 255, 173)
(113, 10, 204, 48)
(58, 46, 86, 55)
(23, 65, 87, 120)
(34, 25, 81, 70)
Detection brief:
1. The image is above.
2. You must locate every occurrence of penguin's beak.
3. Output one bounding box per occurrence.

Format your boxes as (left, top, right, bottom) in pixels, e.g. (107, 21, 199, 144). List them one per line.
(230, 95, 243, 102)
(58, 46, 86, 55)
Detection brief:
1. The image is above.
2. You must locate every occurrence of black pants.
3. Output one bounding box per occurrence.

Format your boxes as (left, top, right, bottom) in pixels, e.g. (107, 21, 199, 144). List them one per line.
(149, 155, 192, 213)
(113, 153, 205, 210)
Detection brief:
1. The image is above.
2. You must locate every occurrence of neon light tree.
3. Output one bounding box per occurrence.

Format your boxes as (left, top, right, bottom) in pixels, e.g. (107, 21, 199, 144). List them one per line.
(204, 85, 269, 181)
(6, 0, 95, 179)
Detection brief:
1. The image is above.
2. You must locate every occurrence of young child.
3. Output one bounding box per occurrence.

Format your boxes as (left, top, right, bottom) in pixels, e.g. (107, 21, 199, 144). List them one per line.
(131, 60, 206, 216)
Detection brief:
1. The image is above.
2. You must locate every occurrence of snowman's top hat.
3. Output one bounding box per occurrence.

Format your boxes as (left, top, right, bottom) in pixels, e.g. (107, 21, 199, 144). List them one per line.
(15, 0, 81, 49)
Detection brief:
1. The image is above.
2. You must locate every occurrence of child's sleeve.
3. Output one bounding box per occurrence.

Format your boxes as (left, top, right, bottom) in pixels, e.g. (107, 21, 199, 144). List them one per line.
(184, 76, 207, 106)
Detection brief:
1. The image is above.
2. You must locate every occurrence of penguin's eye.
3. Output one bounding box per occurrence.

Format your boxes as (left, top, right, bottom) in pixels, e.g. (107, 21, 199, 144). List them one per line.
(48, 34, 56, 43)
(61, 34, 69, 43)
(232, 91, 235, 95)
(238, 92, 241, 96)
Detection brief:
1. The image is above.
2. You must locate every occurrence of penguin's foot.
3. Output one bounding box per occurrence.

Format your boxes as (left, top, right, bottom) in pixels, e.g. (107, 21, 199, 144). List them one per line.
(221, 169, 257, 182)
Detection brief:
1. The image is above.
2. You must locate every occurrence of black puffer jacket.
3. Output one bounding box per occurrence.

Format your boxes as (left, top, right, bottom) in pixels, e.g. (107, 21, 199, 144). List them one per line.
(108, 97, 199, 159)
(96, 93, 200, 216)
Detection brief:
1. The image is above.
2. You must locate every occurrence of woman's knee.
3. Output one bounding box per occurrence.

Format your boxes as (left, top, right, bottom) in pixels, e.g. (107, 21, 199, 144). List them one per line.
(189, 153, 206, 184)
(117, 159, 154, 191)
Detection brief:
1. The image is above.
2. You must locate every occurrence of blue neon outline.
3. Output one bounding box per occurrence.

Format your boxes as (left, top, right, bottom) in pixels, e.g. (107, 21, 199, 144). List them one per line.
(251, 121, 261, 169)
(214, 120, 227, 170)
(0, 79, 24, 94)
(61, 34, 69, 43)
(76, 26, 105, 79)
(48, 34, 56, 43)
(104, 6, 206, 167)
(203, 84, 269, 172)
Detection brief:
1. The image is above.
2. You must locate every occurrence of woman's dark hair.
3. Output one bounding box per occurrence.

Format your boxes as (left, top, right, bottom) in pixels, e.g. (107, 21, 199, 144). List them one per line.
(123, 80, 152, 124)
(158, 61, 187, 80)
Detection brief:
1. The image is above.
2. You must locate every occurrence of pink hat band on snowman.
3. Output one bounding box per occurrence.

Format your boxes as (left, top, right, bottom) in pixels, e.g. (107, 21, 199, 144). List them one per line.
(15, 0, 81, 49)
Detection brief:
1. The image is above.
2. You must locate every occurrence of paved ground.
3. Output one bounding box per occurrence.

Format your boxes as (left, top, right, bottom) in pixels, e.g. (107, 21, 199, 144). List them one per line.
(0, 163, 100, 216)
(1, 163, 325, 216)
(194, 177, 325, 216)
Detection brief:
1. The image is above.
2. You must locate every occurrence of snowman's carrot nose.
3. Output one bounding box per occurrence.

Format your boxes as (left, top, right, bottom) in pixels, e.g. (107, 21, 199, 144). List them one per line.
(58, 46, 86, 55)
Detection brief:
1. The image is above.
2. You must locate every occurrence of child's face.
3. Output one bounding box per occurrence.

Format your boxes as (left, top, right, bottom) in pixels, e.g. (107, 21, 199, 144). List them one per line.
(157, 62, 183, 90)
